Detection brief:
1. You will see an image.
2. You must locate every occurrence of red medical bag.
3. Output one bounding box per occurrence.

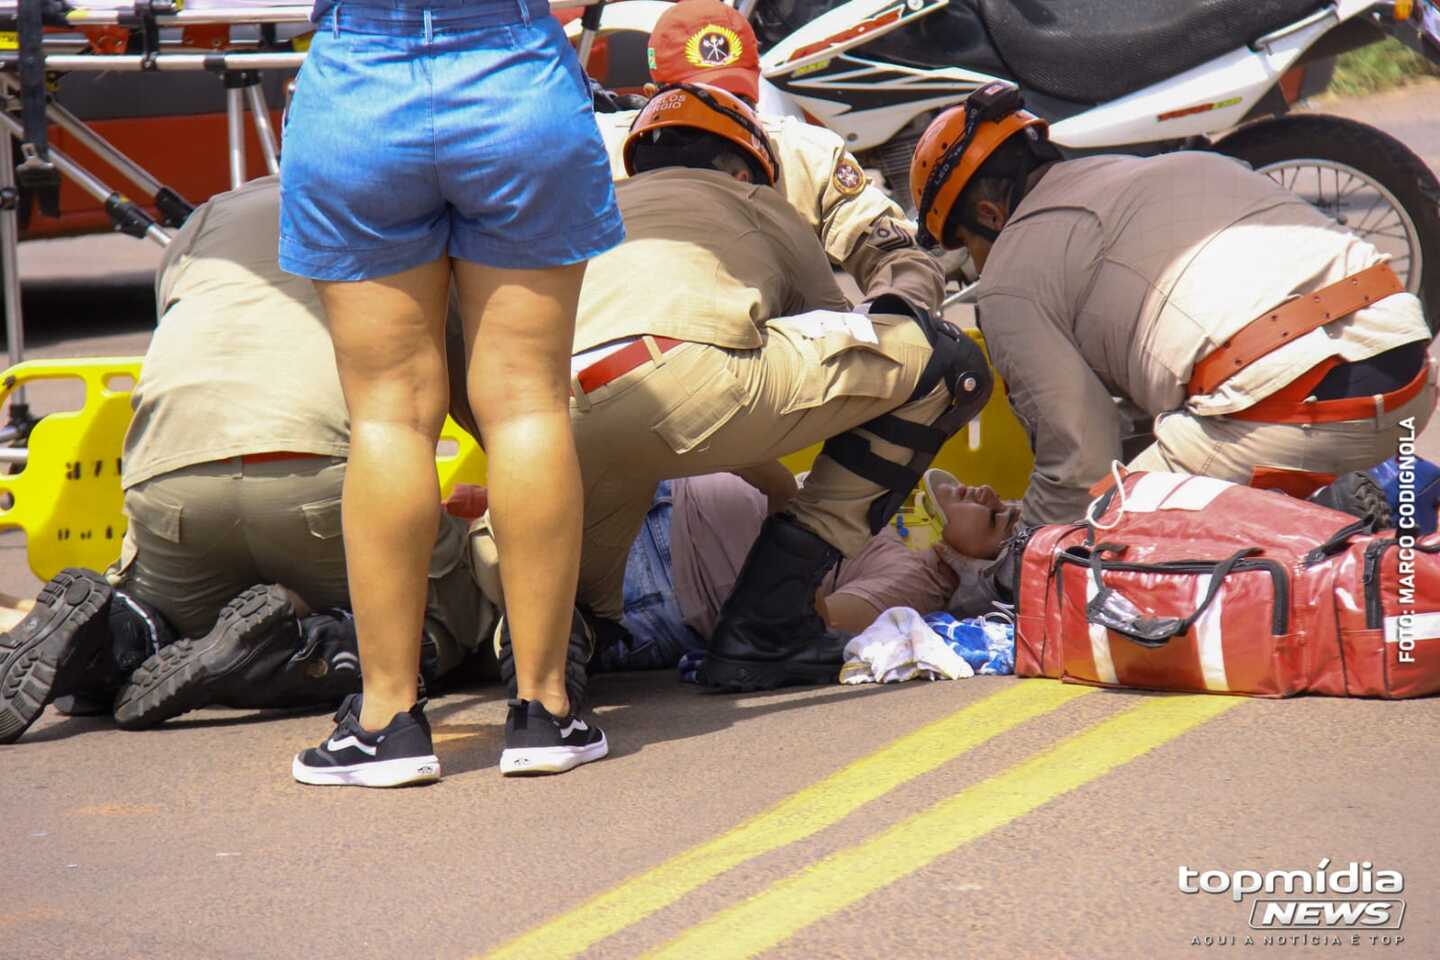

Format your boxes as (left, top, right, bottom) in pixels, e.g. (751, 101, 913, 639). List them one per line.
(1014, 472, 1440, 698)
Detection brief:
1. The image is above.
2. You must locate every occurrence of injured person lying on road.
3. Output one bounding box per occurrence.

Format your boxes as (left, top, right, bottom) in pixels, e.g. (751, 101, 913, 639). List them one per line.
(445, 467, 1025, 677)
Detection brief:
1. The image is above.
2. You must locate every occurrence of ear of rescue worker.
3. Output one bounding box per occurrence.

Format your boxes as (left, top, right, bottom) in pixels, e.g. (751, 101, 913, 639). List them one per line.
(909, 82, 1056, 272)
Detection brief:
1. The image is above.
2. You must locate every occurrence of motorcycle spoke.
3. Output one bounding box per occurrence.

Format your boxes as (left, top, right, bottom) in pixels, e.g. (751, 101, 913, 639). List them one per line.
(1256, 157, 1420, 293)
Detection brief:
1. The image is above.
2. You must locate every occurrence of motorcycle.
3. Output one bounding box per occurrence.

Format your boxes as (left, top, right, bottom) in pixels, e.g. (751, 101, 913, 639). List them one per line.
(568, 0, 1440, 326)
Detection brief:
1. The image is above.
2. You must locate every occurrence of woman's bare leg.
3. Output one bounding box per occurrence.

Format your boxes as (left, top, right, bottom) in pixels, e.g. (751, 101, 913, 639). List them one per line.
(317, 258, 451, 732)
(453, 260, 584, 718)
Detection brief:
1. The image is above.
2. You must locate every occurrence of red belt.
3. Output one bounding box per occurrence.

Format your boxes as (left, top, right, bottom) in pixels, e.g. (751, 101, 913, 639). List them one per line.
(239, 451, 324, 465)
(573, 336, 685, 396)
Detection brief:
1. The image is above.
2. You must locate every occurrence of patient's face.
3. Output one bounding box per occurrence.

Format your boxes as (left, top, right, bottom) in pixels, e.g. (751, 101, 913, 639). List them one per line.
(933, 481, 1018, 560)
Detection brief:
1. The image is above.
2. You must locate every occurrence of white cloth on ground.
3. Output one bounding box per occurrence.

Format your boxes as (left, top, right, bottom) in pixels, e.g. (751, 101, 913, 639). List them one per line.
(839, 607, 974, 685)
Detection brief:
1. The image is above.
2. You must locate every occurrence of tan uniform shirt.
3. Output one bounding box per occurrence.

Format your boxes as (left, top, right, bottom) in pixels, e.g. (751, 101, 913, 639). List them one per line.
(600, 109, 943, 311)
(575, 167, 850, 351)
(977, 152, 1430, 524)
(123, 176, 348, 488)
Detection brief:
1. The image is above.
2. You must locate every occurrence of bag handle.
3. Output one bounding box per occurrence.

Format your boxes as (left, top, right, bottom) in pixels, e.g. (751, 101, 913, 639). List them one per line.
(1302, 518, 1373, 565)
(1085, 544, 1259, 648)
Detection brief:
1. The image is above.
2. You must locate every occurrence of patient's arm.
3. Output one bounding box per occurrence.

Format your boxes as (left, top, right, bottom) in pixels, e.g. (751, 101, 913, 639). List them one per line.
(732, 461, 799, 514)
(817, 592, 884, 634)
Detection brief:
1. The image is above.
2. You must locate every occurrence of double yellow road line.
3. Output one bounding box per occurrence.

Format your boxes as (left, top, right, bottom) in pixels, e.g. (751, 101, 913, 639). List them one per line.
(484, 684, 1243, 960)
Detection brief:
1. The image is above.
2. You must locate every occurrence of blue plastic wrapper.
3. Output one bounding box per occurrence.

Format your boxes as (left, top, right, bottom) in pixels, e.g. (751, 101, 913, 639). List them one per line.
(1369, 455, 1440, 536)
(923, 613, 1015, 676)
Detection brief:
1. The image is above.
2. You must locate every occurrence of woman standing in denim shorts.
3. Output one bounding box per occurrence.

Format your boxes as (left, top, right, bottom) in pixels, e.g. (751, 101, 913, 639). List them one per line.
(280, 0, 623, 787)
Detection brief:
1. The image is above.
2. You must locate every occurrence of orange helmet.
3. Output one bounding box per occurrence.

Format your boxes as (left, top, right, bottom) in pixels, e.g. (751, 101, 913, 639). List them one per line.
(623, 82, 780, 186)
(910, 81, 1050, 248)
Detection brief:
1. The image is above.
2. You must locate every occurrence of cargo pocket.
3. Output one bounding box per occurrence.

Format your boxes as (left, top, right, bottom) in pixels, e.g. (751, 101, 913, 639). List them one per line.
(651, 354, 748, 455)
(124, 481, 184, 544)
(300, 495, 344, 540)
(775, 317, 913, 416)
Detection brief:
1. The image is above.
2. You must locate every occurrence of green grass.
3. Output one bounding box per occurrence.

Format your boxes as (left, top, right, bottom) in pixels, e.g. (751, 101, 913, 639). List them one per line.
(1329, 37, 1440, 97)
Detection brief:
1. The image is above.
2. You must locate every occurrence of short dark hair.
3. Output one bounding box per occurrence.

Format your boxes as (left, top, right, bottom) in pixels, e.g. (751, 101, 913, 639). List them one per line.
(630, 126, 767, 183)
(943, 135, 1030, 247)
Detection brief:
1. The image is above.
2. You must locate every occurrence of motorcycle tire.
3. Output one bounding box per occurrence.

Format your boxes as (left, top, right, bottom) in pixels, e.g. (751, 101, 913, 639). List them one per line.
(1215, 113, 1440, 335)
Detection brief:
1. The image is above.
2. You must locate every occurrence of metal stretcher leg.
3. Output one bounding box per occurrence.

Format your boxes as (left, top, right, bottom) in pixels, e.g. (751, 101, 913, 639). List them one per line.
(0, 112, 170, 248)
(0, 128, 27, 425)
(244, 81, 280, 175)
(225, 79, 247, 190)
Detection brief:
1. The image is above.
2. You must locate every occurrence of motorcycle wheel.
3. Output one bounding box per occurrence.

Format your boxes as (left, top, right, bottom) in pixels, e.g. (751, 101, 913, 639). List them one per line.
(1215, 113, 1440, 335)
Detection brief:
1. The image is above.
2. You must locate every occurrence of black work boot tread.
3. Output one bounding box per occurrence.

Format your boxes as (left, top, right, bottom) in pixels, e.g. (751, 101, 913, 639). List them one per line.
(113, 584, 295, 730)
(0, 569, 113, 744)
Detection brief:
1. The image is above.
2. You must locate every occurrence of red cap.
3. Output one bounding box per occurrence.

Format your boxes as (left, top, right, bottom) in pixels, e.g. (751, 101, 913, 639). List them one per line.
(647, 0, 761, 103)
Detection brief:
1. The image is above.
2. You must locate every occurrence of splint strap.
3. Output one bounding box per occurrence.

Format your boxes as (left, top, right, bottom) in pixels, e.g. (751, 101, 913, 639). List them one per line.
(1188, 262, 1404, 397)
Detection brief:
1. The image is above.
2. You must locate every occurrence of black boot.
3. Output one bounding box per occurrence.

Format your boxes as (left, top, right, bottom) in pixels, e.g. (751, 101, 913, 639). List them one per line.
(113, 584, 300, 729)
(1308, 471, 1394, 531)
(698, 514, 848, 692)
(53, 588, 178, 717)
(496, 607, 596, 710)
(213, 607, 363, 711)
(0, 569, 114, 743)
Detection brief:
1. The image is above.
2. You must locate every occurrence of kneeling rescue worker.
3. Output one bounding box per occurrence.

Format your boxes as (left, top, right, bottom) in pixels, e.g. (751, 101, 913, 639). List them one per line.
(462, 83, 993, 693)
(911, 82, 1435, 525)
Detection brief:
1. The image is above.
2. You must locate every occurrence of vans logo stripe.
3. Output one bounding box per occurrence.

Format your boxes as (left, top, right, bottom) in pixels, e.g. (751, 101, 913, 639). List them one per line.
(327, 735, 377, 756)
(560, 718, 588, 738)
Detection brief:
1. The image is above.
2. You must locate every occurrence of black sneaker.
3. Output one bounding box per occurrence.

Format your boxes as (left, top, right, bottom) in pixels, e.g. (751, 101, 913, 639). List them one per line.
(0, 569, 113, 744)
(499, 698, 608, 776)
(495, 606, 596, 708)
(113, 584, 299, 730)
(292, 694, 441, 788)
(1309, 471, 1395, 531)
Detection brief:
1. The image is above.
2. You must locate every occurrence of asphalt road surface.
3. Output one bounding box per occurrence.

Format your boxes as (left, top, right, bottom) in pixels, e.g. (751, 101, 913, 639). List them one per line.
(1, 82, 1438, 960)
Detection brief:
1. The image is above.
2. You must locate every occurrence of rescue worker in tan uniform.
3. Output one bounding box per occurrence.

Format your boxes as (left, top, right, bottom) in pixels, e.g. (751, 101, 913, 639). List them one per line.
(463, 84, 992, 692)
(910, 82, 1435, 525)
(595, 0, 944, 316)
(0, 176, 492, 744)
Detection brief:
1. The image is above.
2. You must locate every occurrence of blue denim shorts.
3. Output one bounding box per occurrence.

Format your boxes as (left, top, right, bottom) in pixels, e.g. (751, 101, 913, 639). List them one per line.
(279, 0, 625, 280)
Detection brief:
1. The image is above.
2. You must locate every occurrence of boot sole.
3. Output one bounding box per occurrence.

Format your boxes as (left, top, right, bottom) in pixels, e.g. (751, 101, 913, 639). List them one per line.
(0, 569, 113, 744)
(697, 655, 839, 693)
(113, 585, 292, 730)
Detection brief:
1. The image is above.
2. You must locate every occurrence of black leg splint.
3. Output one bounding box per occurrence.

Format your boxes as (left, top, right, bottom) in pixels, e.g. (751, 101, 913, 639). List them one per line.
(820, 301, 995, 534)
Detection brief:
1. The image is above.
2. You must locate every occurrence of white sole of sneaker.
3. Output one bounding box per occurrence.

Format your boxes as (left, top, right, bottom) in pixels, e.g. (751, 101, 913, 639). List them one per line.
(291, 754, 442, 788)
(499, 733, 609, 776)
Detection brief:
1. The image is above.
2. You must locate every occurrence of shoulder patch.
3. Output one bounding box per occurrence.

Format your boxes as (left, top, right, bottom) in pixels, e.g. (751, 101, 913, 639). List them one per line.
(831, 155, 867, 198)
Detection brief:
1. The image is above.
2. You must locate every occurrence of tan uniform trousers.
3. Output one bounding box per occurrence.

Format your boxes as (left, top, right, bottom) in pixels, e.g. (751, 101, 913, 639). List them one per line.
(473, 312, 949, 622)
(1128, 371, 1436, 483)
(110, 456, 488, 674)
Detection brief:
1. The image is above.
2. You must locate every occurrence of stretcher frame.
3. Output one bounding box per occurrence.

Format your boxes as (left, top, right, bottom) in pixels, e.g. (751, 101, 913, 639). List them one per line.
(0, 0, 608, 454)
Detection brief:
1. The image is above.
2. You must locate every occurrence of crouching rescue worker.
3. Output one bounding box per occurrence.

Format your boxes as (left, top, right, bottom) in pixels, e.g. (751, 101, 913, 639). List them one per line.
(0, 176, 492, 745)
(595, 0, 945, 316)
(463, 84, 993, 692)
(911, 82, 1435, 525)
